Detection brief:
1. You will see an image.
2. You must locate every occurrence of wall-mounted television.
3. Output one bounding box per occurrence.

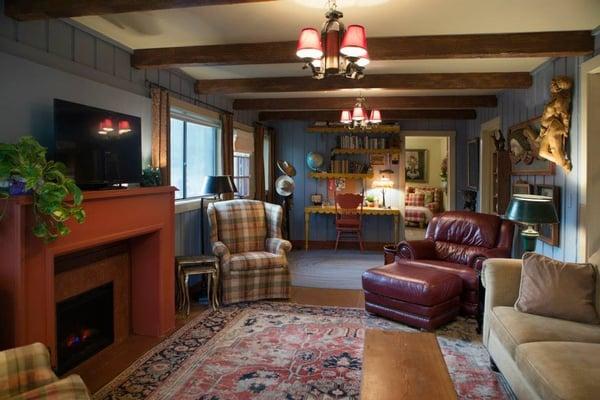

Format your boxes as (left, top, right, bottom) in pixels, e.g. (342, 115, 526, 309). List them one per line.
(53, 99, 142, 189)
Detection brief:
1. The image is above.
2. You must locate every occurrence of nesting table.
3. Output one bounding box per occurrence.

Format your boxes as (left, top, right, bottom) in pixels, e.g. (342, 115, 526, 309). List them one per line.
(175, 255, 220, 315)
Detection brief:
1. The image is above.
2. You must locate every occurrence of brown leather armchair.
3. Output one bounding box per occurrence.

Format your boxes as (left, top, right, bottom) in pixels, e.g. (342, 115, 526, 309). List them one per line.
(396, 211, 515, 316)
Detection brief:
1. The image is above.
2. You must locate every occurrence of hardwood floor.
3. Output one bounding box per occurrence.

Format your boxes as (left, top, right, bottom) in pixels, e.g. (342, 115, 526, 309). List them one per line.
(72, 287, 365, 393)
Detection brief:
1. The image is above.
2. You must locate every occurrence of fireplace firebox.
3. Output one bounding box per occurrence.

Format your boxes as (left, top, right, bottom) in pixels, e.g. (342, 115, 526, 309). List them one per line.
(56, 283, 114, 374)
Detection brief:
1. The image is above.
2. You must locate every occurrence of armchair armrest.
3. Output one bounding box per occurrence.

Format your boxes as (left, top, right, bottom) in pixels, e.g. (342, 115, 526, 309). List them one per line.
(0, 343, 57, 398)
(212, 241, 232, 273)
(396, 240, 436, 260)
(18, 375, 90, 399)
(266, 237, 292, 255)
(468, 247, 513, 272)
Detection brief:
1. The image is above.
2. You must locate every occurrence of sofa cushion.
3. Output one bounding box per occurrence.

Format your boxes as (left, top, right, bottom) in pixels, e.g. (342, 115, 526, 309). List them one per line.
(406, 193, 425, 207)
(229, 251, 286, 271)
(489, 306, 600, 357)
(407, 259, 478, 291)
(515, 342, 600, 400)
(515, 253, 599, 324)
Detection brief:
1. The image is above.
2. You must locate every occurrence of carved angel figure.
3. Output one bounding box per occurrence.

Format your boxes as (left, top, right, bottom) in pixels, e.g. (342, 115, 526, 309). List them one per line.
(537, 77, 573, 172)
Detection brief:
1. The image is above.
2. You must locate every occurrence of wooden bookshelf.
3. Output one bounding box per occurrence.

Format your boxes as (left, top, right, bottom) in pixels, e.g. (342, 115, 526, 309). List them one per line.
(309, 172, 373, 180)
(307, 125, 401, 134)
(331, 147, 401, 155)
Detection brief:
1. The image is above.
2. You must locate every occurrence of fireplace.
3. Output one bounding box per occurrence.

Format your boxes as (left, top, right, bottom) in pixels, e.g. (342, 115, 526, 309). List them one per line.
(56, 283, 114, 375)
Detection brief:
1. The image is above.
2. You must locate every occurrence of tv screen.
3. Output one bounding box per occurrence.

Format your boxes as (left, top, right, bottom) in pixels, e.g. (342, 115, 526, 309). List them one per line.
(53, 99, 142, 188)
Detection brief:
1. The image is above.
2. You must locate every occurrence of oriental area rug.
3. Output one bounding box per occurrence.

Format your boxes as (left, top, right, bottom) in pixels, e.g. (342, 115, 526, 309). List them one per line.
(94, 303, 514, 400)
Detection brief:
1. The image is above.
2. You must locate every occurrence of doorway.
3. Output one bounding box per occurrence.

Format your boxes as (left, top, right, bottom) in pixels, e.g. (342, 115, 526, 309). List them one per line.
(479, 117, 500, 213)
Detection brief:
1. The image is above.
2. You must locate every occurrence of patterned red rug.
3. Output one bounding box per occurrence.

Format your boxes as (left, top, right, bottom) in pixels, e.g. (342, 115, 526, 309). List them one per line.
(94, 303, 513, 399)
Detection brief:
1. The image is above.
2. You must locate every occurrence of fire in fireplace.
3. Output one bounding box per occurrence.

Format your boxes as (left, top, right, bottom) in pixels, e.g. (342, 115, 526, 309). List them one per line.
(56, 282, 114, 375)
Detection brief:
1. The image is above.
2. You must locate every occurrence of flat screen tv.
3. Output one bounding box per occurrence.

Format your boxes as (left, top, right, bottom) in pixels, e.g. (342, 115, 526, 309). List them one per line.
(53, 99, 142, 189)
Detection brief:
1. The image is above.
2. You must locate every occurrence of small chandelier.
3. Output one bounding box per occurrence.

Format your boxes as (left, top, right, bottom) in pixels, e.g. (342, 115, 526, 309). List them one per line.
(296, 1, 369, 80)
(340, 97, 382, 129)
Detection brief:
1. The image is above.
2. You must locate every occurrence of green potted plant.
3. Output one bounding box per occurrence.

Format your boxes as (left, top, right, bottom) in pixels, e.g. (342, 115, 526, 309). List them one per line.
(365, 194, 376, 207)
(0, 136, 86, 242)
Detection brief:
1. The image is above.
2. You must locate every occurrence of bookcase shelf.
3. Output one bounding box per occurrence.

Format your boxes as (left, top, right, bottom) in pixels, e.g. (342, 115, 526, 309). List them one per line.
(331, 148, 402, 155)
(309, 172, 373, 180)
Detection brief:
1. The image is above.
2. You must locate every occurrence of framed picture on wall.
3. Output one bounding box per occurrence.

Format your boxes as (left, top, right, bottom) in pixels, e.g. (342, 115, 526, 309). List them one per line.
(535, 184, 561, 246)
(467, 139, 479, 190)
(512, 180, 532, 195)
(508, 117, 555, 176)
(405, 149, 428, 183)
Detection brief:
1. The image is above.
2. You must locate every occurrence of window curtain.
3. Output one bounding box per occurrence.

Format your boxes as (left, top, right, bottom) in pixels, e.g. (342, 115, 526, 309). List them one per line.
(254, 124, 266, 201)
(220, 113, 234, 176)
(151, 88, 170, 186)
(267, 127, 277, 203)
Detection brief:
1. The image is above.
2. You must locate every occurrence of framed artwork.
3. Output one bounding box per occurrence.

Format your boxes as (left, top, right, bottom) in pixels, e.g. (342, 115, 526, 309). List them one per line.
(535, 184, 561, 246)
(467, 139, 480, 190)
(512, 180, 532, 195)
(370, 154, 385, 166)
(405, 149, 428, 183)
(508, 116, 555, 176)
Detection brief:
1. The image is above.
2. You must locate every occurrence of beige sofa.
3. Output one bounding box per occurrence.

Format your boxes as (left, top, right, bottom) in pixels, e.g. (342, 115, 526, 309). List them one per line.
(482, 258, 600, 400)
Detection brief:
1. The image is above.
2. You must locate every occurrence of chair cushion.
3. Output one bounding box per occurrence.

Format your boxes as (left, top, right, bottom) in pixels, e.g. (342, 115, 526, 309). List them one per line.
(427, 211, 501, 248)
(213, 200, 267, 253)
(229, 251, 286, 271)
(405, 259, 479, 291)
(337, 217, 360, 228)
(406, 193, 425, 207)
(489, 306, 600, 357)
(515, 342, 600, 400)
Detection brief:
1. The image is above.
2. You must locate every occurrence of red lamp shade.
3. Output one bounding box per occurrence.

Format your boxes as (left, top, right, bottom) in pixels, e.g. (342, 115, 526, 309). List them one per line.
(100, 118, 114, 132)
(340, 25, 368, 58)
(296, 28, 323, 60)
(340, 110, 352, 124)
(352, 105, 365, 121)
(369, 109, 382, 123)
(118, 120, 131, 134)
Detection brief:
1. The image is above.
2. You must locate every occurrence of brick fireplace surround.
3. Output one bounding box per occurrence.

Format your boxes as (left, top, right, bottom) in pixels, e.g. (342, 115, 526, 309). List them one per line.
(0, 187, 176, 366)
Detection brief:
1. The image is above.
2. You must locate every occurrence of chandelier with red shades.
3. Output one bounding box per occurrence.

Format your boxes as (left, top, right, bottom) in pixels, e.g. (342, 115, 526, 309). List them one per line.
(296, 1, 369, 80)
(340, 96, 382, 129)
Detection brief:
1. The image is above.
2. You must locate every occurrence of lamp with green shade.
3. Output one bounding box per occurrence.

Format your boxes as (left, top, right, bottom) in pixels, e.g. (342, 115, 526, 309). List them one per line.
(505, 194, 559, 252)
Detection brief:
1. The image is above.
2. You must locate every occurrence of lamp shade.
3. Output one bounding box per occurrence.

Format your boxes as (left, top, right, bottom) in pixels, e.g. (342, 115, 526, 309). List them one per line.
(202, 175, 237, 195)
(356, 53, 370, 67)
(100, 118, 114, 132)
(352, 105, 365, 121)
(340, 110, 352, 124)
(340, 25, 368, 58)
(505, 194, 559, 224)
(118, 120, 131, 134)
(296, 28, 323, 60)
(373, 177, 394, 189)
(369, 109, 382, 123)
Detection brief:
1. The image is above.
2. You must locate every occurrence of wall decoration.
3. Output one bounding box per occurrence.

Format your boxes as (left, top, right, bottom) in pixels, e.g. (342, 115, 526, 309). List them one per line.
(537, 76, 573, 173)
(491, 130, 506, 151)
(508, 116, 555, 176)
(467, 139, 479, 190)
(370, 154, 385, 166)
(535, 184, 561, 246)
(512, 180, 532, 195)
(405, 149, 428, 183)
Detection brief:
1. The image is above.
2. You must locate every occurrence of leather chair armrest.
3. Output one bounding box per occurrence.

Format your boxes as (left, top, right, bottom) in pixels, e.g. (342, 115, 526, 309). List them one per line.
(396, 240, 436, 260)
(468, 247, 512, 272)
(266, 237, 292, 254)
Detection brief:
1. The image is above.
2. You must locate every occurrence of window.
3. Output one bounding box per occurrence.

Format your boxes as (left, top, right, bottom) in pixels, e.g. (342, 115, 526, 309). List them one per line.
(170, 116, 218, 200)
(234, 152, 251, 198)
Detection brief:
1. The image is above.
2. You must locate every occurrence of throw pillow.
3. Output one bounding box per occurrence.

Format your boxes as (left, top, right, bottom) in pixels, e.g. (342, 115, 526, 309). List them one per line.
(515, 253, 599, 324)
(416, 189, 434, 204)
(406, 193, 425, 207)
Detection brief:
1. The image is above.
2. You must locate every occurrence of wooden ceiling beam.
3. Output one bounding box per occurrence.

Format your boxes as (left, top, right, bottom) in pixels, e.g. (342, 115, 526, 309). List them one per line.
(233, 95, 497, 110)
(195, 73, 532, 95)
(4, 0, 275, 21)
(258, 109, 477, 121)
(132, 31, 593, 68)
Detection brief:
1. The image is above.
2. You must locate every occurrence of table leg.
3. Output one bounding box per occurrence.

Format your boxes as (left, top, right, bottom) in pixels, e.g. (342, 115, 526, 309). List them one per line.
(184, 274, 191, 316)
(394, 215, 399, 244)
(212, 270, 220, 308)
(178, 269, 187, 313)
(207, 273, 213, 311)
(304, 212, 310, 251)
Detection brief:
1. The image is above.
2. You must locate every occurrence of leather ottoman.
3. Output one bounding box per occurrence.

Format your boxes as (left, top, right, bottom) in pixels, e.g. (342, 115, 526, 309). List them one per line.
(362, 262, 462, 330)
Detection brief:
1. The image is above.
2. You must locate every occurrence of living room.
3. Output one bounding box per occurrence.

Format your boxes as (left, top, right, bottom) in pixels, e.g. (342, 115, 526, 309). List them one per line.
(0, 1, 599, 399)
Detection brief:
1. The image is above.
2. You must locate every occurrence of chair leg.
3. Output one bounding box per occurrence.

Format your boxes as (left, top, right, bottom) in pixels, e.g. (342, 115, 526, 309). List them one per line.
(358, 230, 364, 252)
(335, 231, 341, 251)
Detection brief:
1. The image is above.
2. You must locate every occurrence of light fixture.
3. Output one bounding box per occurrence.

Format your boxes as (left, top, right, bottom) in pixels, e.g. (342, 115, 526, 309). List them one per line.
(340, 96, 382, 129)
(373, 169, 394, 209)
(296, 0, 368, 80)
(118, 120, 132, 134)
(99, 118, 114, 132)
(505, 194, 559, 252)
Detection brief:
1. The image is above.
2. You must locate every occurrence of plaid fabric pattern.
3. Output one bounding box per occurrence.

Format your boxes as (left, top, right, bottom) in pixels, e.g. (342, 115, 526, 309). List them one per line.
(208, 199, 291, 304)
(406, 193, 425, 207)
(405, 208, 428, 225)
(407, 186, 444, 213)
(0, 343, 90, 400)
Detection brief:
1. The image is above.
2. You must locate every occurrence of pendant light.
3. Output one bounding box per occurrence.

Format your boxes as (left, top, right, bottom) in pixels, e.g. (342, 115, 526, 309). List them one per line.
(339, 96, 382, 129)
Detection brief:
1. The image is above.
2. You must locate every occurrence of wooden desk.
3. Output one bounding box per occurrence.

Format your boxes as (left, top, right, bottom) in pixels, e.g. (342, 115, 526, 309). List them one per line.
(361, 330, 457, 400)
(304, 206, 401, 250)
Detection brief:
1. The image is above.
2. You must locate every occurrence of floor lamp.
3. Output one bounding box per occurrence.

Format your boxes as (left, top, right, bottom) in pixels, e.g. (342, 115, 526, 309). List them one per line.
(200, 175, 237, 254)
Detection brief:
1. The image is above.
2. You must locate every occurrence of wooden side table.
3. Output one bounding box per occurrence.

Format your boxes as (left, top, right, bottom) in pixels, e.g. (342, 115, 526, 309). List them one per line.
(175, 255, 219, 315)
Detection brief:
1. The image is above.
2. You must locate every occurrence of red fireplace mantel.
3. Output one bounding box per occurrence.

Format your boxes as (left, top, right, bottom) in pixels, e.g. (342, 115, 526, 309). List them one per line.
(0, 187, 176, 364)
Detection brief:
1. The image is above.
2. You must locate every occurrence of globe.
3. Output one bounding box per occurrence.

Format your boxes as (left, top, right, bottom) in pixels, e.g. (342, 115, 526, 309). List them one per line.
(306, 152, 324, 171)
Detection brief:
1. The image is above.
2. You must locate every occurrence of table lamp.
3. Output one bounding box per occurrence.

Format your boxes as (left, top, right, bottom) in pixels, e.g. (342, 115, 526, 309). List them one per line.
(199, 176, 237, 253)
(372, 169, 394, 209)
(505, 194, 559, 252)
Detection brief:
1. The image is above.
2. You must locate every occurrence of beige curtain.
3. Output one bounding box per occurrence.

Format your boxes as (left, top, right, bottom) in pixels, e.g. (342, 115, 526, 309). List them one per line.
(220, 113, 234, 177)
(151, 88, 170, 186)
(267, 127, 277, 203)
(254, 124, 266, 201)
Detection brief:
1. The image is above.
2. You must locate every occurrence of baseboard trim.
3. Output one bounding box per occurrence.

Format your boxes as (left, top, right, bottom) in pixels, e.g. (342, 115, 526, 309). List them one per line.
(290, 240, 391, 252)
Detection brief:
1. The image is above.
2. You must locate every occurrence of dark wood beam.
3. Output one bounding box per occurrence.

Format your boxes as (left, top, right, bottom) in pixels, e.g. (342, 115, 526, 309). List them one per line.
(258, 109, 477, 121)
(234, 95, 497, 110)
(4, 0, 275, 21)
(132, 31, 593, 68)
(196, 73, 532, 95)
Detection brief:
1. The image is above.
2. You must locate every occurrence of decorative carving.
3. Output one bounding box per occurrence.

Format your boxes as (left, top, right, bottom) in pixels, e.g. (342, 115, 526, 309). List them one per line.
(537, 76, 573, 172)
(508, 123, 539, 165)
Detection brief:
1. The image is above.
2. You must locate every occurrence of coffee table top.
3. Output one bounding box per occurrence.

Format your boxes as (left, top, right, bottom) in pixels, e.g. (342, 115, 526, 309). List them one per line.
(360, 330, 457, 400)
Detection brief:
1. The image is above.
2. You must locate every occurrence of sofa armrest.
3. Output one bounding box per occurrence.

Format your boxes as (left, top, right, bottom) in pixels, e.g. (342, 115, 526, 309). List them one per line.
(481, 258, 522, 346)
(266, 237, 292, 255)
(396, 240, 436, 260)
(0, 343, 57, 398)
(468, 247, 513, 272)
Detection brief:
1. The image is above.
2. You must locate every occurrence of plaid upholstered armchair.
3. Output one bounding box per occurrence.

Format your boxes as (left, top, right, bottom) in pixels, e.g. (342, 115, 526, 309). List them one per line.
(0, 343, 90, 399)
(207, 199, 292, 304)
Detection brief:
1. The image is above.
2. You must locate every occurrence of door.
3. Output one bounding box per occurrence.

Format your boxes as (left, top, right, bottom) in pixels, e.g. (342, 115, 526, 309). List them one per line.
(479, 117, 500, 213)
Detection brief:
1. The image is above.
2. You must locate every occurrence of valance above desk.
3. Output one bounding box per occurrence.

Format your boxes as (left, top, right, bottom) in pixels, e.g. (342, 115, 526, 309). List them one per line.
(304, 206, 401, 250)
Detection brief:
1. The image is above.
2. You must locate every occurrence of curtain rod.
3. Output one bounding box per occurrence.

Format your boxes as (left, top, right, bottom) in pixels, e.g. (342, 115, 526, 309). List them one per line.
(145, 80, 233, 116)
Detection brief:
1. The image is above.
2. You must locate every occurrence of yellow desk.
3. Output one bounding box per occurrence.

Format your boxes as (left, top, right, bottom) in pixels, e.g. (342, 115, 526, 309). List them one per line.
(304, 206, 401, 250)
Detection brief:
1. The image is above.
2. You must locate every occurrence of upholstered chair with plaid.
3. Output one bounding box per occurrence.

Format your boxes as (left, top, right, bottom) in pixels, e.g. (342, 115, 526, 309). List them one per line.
(0, 343, 90, 399)
(207, 199, 292, 304)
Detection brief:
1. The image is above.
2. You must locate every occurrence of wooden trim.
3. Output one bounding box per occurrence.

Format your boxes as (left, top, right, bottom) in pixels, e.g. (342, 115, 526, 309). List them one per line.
(307, 125, 401, 134)
(132, 31, 593, 68)
(259, 109, 476, 121)
(196, 73, 532, 94)
(5, 0, 276, 20)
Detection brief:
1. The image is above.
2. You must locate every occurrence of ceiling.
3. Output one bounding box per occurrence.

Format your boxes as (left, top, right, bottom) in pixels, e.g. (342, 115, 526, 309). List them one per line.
(71, 0, 600, 100)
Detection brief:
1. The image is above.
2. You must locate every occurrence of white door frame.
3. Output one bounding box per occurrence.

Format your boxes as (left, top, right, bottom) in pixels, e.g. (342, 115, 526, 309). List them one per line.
(578, 54, 600, 263)
(479, 117, 501, 213)
(402, 130, 457, 210)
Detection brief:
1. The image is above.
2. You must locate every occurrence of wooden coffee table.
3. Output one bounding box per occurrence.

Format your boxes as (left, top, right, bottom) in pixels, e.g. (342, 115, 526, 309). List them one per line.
(361, 330, 457, 400)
